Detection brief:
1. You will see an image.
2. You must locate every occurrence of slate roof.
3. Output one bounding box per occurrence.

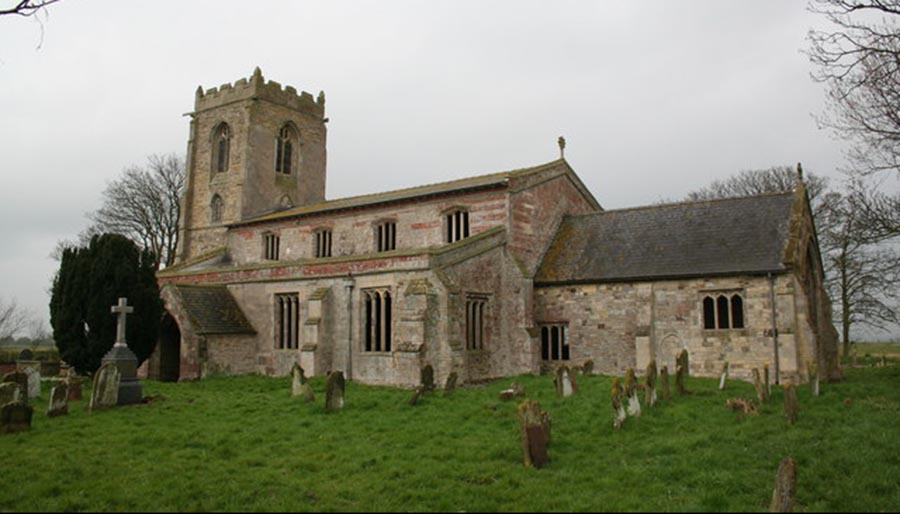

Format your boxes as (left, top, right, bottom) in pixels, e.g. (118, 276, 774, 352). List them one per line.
(173, 284, 256, 335)
(535, 193, 797, 285)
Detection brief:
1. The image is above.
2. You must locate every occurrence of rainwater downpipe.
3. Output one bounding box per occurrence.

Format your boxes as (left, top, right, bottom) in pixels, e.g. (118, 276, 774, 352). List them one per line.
(768, 273, 781, 385)
(345, 273, 355, 381)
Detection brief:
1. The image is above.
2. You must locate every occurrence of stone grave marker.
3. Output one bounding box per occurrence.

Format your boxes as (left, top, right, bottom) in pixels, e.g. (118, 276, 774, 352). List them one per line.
(291, 363, 315, 403)
(770, 456, 797, 512)
(421, 364, 435, 393)
(3, 371, 29, 404)
(0, 401, 33, 434)
(89, 362, 121, 411)
(660, 365, 671, 401)
(678, 349, 690, 377)
(719, 361, 729, 390)
(783, 384, 799, 425)
(611, 377, 626, 429)
(499, 381, 525, 401)
(24, 366, 40, 399)
(753, 369, 768, 405)
(764, 365, 772, 396)
(517, 400, 551, 469)
(102, 297, 143, 405)
(675, 361, 687, 396)
(808, 362, 819, 397)
(726, 398, 759, 416)
(325, 371, 345, 411)
(554, 365, 576, 398)
(583, 360, 594, 376)
(645, 360, 658, 407)
(625, 367, 641, 417)
(443, 372, 458, 397)
(17, 348, 34, 361)
(0, 382, 22, 406)
(47, 384, 69, 417)
(408, 386, 425, 406)
(66, 378, 83, 401)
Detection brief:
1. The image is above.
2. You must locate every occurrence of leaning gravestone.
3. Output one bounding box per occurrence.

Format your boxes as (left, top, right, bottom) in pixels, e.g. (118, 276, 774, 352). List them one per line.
(583, 360, 594, 376)
(624, 367, 641, 417)
(0, 382, 22, 406)
(753, 368, 768, 405)
(89, 362, 121, 411)
(660, 365, 671, 401)
(325, 371, 345, 411)
(764, 365, 772, 396)
(517, 400, 551, 469)
(611, 377, 626, 429)
(783, 384, 799, 425)
(807, 362, 820, 397)
(645, 360, 658, 407)
(675, 361, 687, 396)
(719, 361, 729, 390)
(2, 371, 29, 405)
(0, 401, 33, 434)
(770, 456, 797, 512)
(443, 372, 458, 397)
(420, 364, 435, 393)
(24, 367, 40, 400)
(47, 384, 69, 417)
(290, 363, 315, 403)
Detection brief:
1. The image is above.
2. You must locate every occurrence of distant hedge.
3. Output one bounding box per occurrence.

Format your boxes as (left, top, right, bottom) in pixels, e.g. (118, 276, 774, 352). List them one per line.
(0, 347, 60, 365)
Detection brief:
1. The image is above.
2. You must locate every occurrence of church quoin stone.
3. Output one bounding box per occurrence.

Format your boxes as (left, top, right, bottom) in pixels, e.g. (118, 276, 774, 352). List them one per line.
(142, 69, 840, 388)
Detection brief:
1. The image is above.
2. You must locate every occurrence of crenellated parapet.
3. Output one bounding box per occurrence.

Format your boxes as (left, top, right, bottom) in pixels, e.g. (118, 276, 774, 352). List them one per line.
(194, 67, 325, 118)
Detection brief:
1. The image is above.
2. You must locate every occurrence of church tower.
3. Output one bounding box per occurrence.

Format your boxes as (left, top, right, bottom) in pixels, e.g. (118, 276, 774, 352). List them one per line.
(177, 68, 327, 262)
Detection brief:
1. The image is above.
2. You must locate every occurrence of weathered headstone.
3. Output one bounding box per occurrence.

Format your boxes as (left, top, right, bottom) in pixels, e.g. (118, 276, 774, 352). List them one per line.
(408, 386, 425, 406)
(660, 365, 671, 401)
(726, 398, 759, 416)
(89, 362, 121, 411)
(2, 371, 29, 405)
(290, 363, 315, 403)
(769, 456, 797, 512)
(0, 383, 22, 406)
(47, 384, 69, 417)
(808, 362, 819, 397)
(66, 378, 83, 402)
(443, 372, 458, 397)
(678, 349, 690, 377)
(0, 401, 33, 434)
(675, 361, 687, 396)
(753, 368, 768, 405)
(499, 381, 525, 401)
(421, 364, 435, 393)
(611, 377, 626, 429)
(325, 371, 345, 411)
(764, 364, 772, 396)
(517, 400, 551, 469)
(624, 367, 641, 417)
(645, 360, 658, 407)
(583, 360, 594, 376)
(554, 365, 575, 398)
(24, 367, 40, 399)
(718, 361, 729, 390)
(783, 384, 799, 425)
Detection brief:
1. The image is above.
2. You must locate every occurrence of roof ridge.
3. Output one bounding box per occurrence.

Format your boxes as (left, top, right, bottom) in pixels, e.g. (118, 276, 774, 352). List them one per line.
(566, 190, 796, 218)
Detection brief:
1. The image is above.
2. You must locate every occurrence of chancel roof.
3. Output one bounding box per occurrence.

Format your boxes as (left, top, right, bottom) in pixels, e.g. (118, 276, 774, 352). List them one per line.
(535, 192, 797, 285)
(172, 284, 255, 335)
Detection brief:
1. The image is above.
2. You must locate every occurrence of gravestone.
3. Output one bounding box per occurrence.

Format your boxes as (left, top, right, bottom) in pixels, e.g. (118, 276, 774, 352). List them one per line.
(408, 386, 425, 406)
(3, 371, 29, 404)
(624, 367, 641, 417)
(0, 383, 22, 406)
(660, 365, 671, 401)
(24, 367, 40, 399)
(645, 360, 658, 407)
(583, 360, 594, 376)
(500, 382, 526, 401)
(291, 363, 315, 403)
(808, 362, 820, 397)
(443, 372, 458, 397)
(753, 369, 768, 404)
(611, 377, 626, 429)
(719, 361, 729, 390)
(89, 362, 121, 411)
(101, 297, 143, 405)
(0, 401, 33, 434)
(675, 361, 687, 396)
(325, 371, 345, 411)
(554, 365, 576, 398)
(47, 384, 69, 417)
(770, 456, 797, 512)
(420, 364, 435, 393)
(17, 349, 34, 361)
(66, 378, 83, 401)
(783, 384, 799, 425)
(678, 349, 690, 377)
(517, 400, 551, 469)
(764, 365, 772, 396)
(726, 398, 759, 416)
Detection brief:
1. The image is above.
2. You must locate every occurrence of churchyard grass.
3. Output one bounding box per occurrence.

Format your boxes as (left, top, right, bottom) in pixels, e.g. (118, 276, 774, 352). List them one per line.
(2, 366, 898, 512)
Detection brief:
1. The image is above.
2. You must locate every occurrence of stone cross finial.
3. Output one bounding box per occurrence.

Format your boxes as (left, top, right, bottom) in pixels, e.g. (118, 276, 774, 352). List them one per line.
(558, 136, 566, 159)
(110, 297, 134, 348)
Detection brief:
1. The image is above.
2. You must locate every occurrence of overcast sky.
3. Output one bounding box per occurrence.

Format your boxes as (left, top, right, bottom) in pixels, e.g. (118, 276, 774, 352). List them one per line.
(0, 1, 868, 335)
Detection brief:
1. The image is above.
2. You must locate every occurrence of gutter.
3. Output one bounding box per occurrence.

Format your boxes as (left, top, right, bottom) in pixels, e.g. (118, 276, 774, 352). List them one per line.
(768, 273, 781, 385)
(345, 273, 355, 381)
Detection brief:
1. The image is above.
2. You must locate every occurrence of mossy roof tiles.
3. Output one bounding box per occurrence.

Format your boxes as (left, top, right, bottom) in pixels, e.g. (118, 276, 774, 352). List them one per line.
(174, 284, 255, 335)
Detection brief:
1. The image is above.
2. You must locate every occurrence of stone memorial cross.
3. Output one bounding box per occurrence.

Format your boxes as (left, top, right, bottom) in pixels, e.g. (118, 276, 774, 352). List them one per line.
(111, 297, 134, 348)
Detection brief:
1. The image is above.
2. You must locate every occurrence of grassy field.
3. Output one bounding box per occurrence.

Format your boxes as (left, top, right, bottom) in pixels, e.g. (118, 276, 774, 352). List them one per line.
(2, 366, 898, 512)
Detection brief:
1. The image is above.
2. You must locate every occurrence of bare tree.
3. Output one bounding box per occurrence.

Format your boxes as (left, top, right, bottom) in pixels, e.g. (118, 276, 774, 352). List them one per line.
(686, 165, 829, 214)
(0, 297, 31, 340)
(88, 153, 185, 269)
(0, 0, 60, 16)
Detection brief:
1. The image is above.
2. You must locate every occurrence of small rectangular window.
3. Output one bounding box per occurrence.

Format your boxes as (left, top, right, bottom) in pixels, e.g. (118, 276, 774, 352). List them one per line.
(539, 323, 568, 361)
(376, 222, 396, 252)
(315, 230, 332, 258)
(264, 233, 280, 261)
(275, 293, 300, 350)
(446, 210, 470, 243)
(466, 297, 487, 350)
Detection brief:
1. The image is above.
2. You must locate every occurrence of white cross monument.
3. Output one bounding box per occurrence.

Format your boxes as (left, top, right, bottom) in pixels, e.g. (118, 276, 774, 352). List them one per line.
(111, 297, 134, 348)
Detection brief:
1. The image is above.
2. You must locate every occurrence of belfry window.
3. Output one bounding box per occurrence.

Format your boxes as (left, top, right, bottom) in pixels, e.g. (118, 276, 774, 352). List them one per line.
(315, 229, 332, 258)
(212, 123, 230, 173)
(466, 297, 487, 350)
(375, 221, 397, 252)
(446, 209, 470, 243)
(275, 293, 300, 350)
(210, 194, 223, 223)
(264, 233, 280, 261)
(540, 323, 569, 361)
(702, 292, 745, 330)
(363, 289, 392, 352)
(275, 125, 295, 174)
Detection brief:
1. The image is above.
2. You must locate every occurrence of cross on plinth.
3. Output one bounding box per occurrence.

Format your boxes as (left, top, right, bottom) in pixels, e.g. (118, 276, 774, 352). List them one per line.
(111, 297, 134, 348)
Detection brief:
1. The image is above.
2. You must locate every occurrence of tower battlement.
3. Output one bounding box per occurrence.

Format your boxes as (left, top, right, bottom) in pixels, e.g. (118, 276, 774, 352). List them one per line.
(194, 67, 325, 119)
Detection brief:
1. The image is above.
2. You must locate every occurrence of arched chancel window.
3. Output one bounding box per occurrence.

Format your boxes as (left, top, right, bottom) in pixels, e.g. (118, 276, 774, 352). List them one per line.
(275, 125, 296, 174)
(212, 123, 230, 173)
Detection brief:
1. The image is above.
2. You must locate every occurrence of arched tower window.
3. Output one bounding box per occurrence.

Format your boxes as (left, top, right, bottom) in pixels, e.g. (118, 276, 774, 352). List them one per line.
(210, 194, 224, 223)
(275, 125, 296, 175)
(212, 123, 230, 173)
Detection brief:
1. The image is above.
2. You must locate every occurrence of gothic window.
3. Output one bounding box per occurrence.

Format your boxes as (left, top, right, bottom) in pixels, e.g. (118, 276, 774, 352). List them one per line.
(363, 289, 392, 352)
(212, 123, 230, 173)
(264, 233, 280, 261)
(210, 194, 223, 223)
(540, 323, 569, 361)
(275, 125, 296, 175)
(275, 293, 300, 350)
(446, 209, 470, 243)
(375, 221, 397, 252)
(702, 292, 745, 329)
(315, 229, 333, 258)
(466, 297, 487, 350)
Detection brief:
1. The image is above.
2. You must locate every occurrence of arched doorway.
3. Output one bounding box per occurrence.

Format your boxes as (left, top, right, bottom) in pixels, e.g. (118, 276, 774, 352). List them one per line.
(158, 313, 181, 382)
(657, 333, 684, 374)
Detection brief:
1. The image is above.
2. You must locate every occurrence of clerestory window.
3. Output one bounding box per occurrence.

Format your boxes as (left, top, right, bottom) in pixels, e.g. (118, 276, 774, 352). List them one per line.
(263, 233, 280, 261)
(446, 209, 470, 243)
(315, 229, 333, 258)
(375, 221, 397, 252)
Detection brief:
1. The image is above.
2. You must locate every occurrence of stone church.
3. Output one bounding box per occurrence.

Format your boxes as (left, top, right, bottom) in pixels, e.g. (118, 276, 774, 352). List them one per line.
(145, 69, 839, 387)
